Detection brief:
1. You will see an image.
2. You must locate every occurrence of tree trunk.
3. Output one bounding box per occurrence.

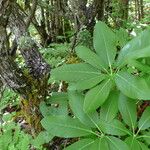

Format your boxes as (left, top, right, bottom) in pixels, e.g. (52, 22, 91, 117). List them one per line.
(0, 0, 50, 136)
(140, 0, 144, 19)
(94, 0, 105, 21)
(118, 0, 129, 27)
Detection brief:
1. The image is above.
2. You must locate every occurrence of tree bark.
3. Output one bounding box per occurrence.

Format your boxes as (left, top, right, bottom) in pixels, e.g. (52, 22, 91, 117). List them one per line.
(0, 0, 50, 135)
(114, 0, 129, 27)
(140, 0, 144, 19)
(94, 0, 105, 21)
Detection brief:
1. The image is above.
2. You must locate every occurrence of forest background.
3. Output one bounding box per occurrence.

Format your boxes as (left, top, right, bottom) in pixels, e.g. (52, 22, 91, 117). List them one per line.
(0, 0, 150, 150)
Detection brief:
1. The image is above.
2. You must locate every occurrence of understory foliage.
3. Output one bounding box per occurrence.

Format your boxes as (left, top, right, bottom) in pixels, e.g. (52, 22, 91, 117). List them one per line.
(40, 21, 150, 149)
(1, 20, 150, 150)
(0, 0, 150, 149)
(1, 19, 150, 149)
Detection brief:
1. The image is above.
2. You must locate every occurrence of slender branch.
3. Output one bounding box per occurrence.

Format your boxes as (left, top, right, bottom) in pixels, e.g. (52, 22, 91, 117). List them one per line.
(26, 0, 38, 29)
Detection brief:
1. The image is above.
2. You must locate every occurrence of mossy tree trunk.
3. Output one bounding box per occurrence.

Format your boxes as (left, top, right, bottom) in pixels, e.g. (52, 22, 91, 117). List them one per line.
(0, 0, 50, 136)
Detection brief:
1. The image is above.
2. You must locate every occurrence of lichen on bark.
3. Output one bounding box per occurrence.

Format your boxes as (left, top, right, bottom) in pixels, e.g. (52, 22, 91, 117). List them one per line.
(18, 35, 35, 50)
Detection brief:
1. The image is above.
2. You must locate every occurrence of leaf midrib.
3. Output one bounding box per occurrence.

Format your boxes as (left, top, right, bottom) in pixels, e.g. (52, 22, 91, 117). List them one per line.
(106, 137, 120, 150)
(126, 104, 135, 131)
(47, 122, 93, 135)
(76, 74, 104, 82)
(139, 116, 150, 131)
(105, 100, 113, 121)
(86, 79, 111, 111)
(98, 27, 112, 71)
(58, 70, 100, 75)
(80, 140, 95, 150)
(116, 73, 144, 96)
(100, 121, 130, 135)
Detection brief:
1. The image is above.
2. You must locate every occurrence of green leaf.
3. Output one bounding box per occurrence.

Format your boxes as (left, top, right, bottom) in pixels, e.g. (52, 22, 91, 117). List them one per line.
(69, 91, 99, 128)
(107, 136, 129, 150)
(118, 93, 137, 129)
(138, 106, 150, 130)
(41, 116, 93, 138)
(15, 134, 31, 150)
(125, 45, 150, 60)
(100, 91, 119, 122)
(84, 79, 112, 113)
(47, 92, 68, 103)
(93, 21, 117, 70)
(64, 138, 95, 150)
(128, 60, 150, 74)
(115, 71, 150, 100)
(40, 98, 68, 117)
(47, 92, 68, 116)
(99, 119, 130, 136)
(32, 131, 53, 148)
(69, 74, 106, 90)
(40, 102, 51, 117)
(75, 46, 107, 72)
(88, 138, 109, 150)
(51, 63, 100, 82)
(125, 137, 140, 150)
(65, 137, 110, 150)
(0, 130, 12, 150)
(140, 131, 150, 145)
(115, 28, 129, 47)
(138, 142, 149, 150)
(117, 29, 150, 66)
